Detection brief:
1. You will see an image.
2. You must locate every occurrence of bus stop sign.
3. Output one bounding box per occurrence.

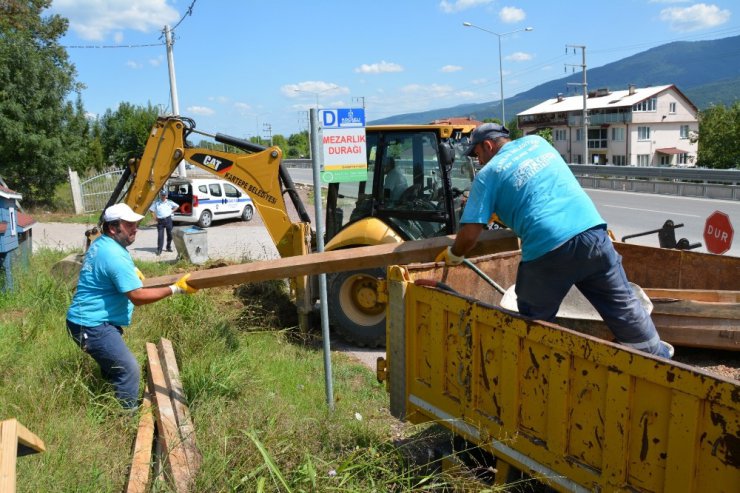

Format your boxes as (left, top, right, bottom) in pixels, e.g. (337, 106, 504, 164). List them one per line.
(703, 211, 733, 255)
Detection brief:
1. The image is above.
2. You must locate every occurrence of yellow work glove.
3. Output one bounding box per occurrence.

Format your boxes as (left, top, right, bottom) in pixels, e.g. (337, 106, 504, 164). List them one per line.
(435, 246, 464, 266)
(134, 268, 146, 281)
(169, 273, 198, 295)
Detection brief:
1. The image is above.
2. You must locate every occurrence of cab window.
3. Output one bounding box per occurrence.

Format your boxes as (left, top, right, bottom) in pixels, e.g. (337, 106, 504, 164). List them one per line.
(198, 185, 208, 194)
(223, 183, 240, 198)
(209, 183, 222, 197)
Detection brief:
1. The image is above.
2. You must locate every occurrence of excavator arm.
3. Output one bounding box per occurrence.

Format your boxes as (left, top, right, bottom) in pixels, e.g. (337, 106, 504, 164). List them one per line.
(114, 116, 312, 259)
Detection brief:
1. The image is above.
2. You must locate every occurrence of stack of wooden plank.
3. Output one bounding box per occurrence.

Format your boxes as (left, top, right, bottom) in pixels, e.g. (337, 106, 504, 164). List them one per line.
(125, 338, 201, 493)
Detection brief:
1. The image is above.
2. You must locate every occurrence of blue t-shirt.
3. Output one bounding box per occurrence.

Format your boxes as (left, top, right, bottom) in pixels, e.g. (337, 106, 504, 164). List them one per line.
(66, 235, 143, 327)
(461, 135, 605, 261)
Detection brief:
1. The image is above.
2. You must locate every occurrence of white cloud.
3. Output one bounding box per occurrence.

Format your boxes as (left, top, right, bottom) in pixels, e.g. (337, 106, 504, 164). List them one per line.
(280, 81, 350, 98)
(650, 0, 690, 3)
(660, 3, 731, 32)
(125, 60, 142, 69)
(401, 84, 454, 98)
(148, 55, 164, 67)
(506, 52, 532, 62)
(187, 106, 215, 116)
(439, 0, 493, 13)
(441, 65, 463, 73)
(234, 102, 252, 113)
(456, 91, 477, 98)
(50, 0, 180, 41)
(499, 6, 526, 23)
(471, 78, 487, 85)
(208, 96, 231, 104)
(354, 61, 403, 74)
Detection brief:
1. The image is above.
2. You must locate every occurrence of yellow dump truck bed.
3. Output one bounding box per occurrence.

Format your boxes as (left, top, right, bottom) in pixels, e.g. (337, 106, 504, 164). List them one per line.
(382, 250, 739, 491)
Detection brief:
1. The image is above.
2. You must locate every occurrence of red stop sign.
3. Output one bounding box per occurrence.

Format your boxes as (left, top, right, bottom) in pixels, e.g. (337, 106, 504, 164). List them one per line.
(703, 211, 734, 255)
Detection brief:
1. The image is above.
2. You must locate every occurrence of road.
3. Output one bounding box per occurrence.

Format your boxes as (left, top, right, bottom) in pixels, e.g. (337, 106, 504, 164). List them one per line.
(289, 167, 740, 256)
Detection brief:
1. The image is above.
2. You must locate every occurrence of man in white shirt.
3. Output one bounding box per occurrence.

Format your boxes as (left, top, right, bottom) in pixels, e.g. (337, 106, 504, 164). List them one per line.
(149, 190, 179, 255)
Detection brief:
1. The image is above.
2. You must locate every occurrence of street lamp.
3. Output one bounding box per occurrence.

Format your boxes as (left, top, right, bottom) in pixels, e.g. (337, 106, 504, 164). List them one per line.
(293, 84, 338, 109)
(463, 22, 533, 125)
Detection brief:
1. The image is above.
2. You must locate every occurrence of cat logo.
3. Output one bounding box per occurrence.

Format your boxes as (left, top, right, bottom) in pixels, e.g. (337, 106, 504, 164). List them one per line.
(190, 153, 234, 171)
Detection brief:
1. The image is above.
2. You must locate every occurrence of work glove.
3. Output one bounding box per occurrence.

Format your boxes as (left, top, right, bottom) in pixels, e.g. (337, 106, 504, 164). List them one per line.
(134, 267, 146, 281)
(435, 246, 464, 266)
(169, 273, 198, 295)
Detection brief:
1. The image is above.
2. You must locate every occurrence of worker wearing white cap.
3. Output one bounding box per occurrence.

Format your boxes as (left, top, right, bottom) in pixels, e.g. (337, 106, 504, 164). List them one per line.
(65, 203, 197, 409)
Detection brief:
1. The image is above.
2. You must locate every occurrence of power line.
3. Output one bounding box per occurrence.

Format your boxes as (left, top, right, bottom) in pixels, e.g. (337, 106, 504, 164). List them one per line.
(62, 0, 198, 49)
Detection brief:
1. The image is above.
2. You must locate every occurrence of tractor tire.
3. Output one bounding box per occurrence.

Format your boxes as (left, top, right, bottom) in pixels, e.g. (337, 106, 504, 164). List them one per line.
(328, 268, 386, 348)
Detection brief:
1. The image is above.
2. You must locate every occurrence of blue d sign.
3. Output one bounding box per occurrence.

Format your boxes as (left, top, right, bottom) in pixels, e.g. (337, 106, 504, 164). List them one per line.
(321, 108, 365, 128)
(322, 110, 337, 127)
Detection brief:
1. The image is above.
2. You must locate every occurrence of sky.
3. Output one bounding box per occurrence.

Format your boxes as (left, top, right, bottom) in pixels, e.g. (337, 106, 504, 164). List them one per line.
(48, 0, 739, 139)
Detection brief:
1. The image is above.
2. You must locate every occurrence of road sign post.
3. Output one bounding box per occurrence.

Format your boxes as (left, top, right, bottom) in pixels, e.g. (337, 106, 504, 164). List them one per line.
(703, 211, 734, 255)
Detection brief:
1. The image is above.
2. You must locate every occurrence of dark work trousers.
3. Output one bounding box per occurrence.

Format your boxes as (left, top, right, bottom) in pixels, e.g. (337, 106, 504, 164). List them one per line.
(156, 216, 174, 253)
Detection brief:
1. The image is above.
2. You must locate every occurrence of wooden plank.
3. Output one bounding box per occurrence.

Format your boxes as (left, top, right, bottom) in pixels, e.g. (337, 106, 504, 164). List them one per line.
(124, 386, 156, 493)
(0, 420, 18, 493)
(644, 288, 740, 303)
(143, 229, 520, 289)
(651, 299, 740, 320)
(146, 343, 194, 493)
(0, 419, 45, 493)
(157, 339, 202, 476)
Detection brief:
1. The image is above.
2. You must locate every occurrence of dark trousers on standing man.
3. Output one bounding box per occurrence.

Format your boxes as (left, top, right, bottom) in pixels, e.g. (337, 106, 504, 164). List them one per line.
(156, 216, 174, 254)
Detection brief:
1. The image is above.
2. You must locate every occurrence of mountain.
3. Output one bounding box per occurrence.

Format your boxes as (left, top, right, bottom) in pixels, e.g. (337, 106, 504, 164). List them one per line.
(370, 35, 740, 125)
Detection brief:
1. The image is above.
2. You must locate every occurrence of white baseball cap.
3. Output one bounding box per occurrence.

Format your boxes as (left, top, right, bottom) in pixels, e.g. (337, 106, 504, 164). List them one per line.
(103, 203, 144, 222)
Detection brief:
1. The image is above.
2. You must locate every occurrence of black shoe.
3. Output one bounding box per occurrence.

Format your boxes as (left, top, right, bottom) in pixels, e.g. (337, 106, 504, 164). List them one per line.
(166, 247, 173, 252)
(156, 250, 162, 256)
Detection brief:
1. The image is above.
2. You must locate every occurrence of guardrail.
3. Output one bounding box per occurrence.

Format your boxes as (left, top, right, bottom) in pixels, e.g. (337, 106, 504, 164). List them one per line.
(567, 164, 740, 201)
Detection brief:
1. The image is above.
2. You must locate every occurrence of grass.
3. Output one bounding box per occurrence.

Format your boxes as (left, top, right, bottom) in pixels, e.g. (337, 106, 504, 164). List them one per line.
(0, 249, 500, 492)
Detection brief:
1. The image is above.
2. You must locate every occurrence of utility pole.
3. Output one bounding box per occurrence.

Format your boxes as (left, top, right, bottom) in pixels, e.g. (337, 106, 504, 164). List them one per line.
(164, 25, 186, 177)
(566, 44, 588, 164)
(262, 123, 273, 146)
(352, 96, 366, 111)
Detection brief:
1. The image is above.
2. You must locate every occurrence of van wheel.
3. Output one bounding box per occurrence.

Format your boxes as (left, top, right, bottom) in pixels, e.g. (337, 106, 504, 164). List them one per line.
(197, 210, 213, 228)
(328, 268, 386, 348)
(242, 204, 254, 222)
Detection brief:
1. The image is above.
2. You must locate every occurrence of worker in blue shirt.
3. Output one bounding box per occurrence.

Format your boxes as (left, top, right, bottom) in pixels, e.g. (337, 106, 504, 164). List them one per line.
(149, 189, 179, 256)
(66, 203, 197, 409)
(437, 123, 673, 359)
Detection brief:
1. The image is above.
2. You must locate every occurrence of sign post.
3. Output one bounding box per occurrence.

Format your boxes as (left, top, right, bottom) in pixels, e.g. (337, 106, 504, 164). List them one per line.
(319, 108, 367, 183)
(703, 211, 734, 255)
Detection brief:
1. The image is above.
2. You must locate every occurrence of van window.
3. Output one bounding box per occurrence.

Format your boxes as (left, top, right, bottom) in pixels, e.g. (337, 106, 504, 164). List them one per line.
(223, 183, 240, 197)
(209, 184, 222, 197)
(198, 185, 208, 194)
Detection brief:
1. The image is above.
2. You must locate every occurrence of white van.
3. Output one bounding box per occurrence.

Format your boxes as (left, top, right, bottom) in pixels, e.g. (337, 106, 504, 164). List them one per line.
(166, 178, 254, 228)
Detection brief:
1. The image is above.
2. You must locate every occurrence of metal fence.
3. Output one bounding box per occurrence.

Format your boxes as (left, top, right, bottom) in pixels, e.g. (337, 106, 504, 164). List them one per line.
(80, 167, 125, 213)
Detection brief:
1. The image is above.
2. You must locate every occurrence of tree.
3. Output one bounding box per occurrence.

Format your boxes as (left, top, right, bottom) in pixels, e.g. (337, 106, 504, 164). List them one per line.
(287, 131, 309, 158)
(0, 0, 87, 206)
(696, 102, 740, 169)
(99, 102, 161, 167)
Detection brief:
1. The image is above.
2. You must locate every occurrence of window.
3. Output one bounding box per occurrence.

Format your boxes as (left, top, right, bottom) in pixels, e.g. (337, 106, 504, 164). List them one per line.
(680, 125, 689, 139)
(637, 154, 650, 166)
(223, 183, 240, 198)
(633, 98, 657, 112)
(678, 153, 689, 165)
(576, 129, 583, 141)
(612, 155, 626, 166)
(554, 129, 567, 141)
(669, 102, 677, 114)
(574, 154, 583, 164)
(588, 128, 607, 149)
(637, 126, 651, 141)
(198, 185, 208, 194)
(611, 127, 624, 142)
(209, 184, 223, 197)
(660, 155, 671, 166)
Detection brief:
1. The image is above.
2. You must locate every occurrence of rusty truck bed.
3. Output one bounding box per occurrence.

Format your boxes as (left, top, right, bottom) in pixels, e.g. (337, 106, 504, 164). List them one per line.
(382, 256, 739, 491)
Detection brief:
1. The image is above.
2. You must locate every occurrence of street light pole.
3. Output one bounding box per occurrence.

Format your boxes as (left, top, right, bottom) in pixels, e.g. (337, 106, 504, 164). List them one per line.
(463, 22, 533, 125)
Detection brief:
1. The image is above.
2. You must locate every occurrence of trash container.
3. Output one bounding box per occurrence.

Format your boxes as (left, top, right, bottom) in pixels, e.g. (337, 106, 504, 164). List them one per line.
(172, 226, 208, 265)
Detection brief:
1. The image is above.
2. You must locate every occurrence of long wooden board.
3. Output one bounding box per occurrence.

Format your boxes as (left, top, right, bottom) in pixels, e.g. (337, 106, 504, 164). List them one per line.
(124, 386, 155, 493)
(143, 229, 520, 289)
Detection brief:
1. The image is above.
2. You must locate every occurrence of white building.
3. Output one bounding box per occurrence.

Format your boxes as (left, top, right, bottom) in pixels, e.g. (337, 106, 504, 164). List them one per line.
(517, 84, 698, 166)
